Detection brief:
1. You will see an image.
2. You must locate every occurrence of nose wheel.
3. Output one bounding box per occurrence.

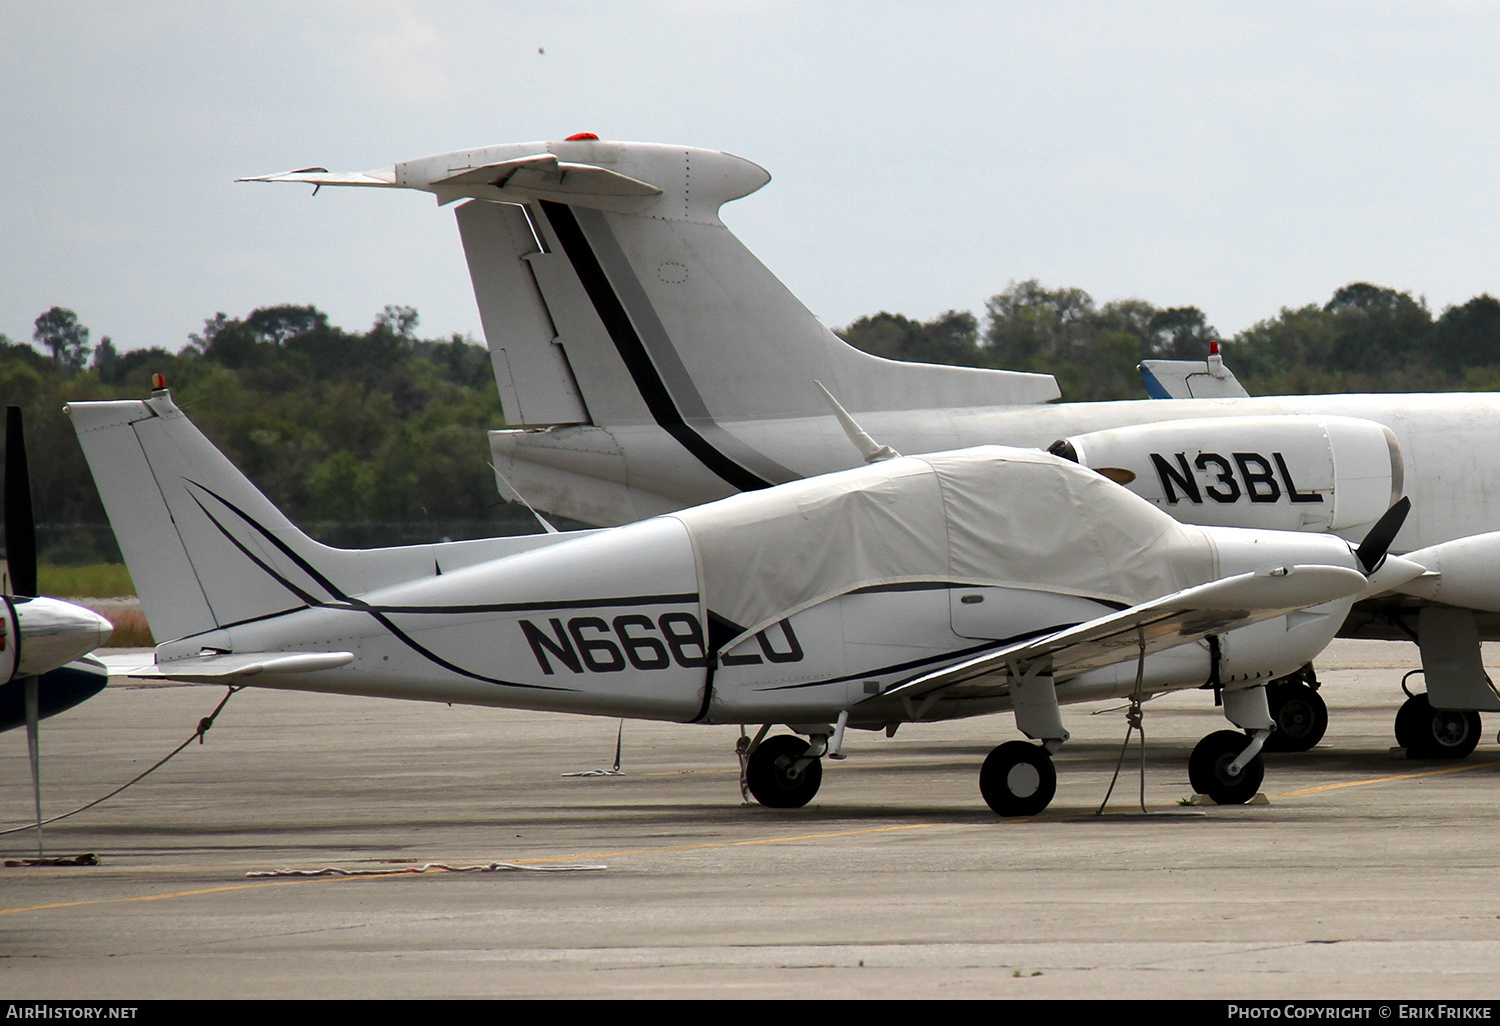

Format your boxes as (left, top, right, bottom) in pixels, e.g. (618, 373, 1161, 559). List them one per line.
(1189, 730, 1265, 805)
(1394, 693, 1481, 760)
(745, 734, 824, 808)
(979, 740, 1057, 817)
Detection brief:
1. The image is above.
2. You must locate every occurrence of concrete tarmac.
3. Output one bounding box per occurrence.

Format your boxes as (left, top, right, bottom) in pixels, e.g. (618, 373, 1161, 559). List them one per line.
(3, 639, 1500, 1000)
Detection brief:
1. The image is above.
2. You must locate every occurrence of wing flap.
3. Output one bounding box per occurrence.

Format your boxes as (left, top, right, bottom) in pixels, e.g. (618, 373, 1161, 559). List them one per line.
(887, 565, 1365, 702)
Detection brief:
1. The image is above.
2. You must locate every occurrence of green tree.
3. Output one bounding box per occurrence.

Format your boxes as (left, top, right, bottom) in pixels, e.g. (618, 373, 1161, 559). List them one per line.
(1323, 283, 1432, 375)
(983, 280, 1096, 367)
(90, 336, 119, 379)
(33, 307, 90, 372)
(838, 310, 982, 366)
(1146, 306, 1219, 359)
(1432, 295, 1500, 373)
(246, 304, 329, 347)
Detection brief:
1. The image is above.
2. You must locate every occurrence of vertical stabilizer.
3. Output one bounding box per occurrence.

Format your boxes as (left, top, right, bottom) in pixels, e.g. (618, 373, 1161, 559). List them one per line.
(67, 394, 427, 646)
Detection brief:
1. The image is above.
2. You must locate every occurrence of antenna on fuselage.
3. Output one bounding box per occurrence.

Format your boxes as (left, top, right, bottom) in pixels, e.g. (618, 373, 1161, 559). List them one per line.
(489, 463, 559, 535)
(814, 381, 900, 464)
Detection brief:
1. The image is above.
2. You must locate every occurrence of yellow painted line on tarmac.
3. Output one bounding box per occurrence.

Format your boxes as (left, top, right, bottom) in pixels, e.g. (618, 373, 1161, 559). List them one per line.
(0, 824, 945, 915)
(13, 757, 1499, 916)
(512, 822, 942, 864)
(0, 876, 349, 916)
(1271, 757, 1500, 798)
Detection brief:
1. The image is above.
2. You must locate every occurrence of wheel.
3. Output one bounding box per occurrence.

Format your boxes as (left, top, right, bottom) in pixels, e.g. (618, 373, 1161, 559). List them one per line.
(1189, 729, 1265, 805)
(979, 740, 1057, 817)
(1262, 680, 1329, 752)
(1393, 692, 1421, 750)
(1395, 693, 1482, 760)
(746, 734, 823, 808)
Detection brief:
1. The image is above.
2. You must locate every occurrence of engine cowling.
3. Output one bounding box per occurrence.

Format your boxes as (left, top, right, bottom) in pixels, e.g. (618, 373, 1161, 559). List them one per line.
(0, 596, 114, 681)
(1050, 415, 1402, 534)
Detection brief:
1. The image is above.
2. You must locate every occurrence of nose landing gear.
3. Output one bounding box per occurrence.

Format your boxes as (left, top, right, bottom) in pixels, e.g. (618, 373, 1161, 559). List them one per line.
(1188, 729, 1266, 805)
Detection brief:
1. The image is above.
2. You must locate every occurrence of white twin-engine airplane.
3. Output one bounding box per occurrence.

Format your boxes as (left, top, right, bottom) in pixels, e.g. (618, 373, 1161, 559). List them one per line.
(70, 388, 1410, 815)
(245, 136, 1500, 760)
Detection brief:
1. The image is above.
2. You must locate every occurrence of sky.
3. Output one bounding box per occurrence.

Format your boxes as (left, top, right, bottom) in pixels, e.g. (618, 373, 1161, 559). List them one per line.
(3, 1, 1498, 355)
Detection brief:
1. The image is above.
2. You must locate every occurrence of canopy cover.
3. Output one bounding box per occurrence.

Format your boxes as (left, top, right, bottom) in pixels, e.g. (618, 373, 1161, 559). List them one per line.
(670, 446, 1217, 647)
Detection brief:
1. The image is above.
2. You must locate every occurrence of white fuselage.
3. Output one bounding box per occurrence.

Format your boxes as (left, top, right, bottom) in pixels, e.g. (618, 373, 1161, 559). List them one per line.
(499, 393, 1497, 558)
(212, 513, 1358, 726)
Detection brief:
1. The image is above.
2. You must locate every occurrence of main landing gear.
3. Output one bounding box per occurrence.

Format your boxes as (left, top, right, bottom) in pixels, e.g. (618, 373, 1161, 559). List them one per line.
(1395, 691, 1482, 760)
(744, 734, 824, 808)
(1262, 665, 1328, 753)
(979, 740, 1057, 817)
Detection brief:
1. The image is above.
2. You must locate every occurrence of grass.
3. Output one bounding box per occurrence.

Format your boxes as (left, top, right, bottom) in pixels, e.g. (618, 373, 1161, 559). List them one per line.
(28, 564, 153, 647)
(37, 563, 137, 598)
(92, 603, 154, 648)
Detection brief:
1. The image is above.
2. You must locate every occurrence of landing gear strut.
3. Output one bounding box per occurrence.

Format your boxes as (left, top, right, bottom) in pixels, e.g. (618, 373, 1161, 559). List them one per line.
(745, 734, 823, 808)
(1263, 666, 1328, 753)
(1394, 693, 1482, 760)
(979, 740, 1057, 817)
(1189, 730, 1265, 805)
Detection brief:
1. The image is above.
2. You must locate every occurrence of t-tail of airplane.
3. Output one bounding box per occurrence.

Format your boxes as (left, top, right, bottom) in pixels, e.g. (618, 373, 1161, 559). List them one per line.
(244, 139, 1060, 524)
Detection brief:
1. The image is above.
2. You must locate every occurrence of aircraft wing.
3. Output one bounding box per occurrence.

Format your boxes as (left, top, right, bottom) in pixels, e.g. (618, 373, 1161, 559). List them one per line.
(116, 651, 354, 684)
(884, 564, 1365, 703)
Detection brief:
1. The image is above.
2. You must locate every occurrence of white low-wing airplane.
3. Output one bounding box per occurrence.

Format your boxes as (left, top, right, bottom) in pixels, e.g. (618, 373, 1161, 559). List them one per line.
(69, 388, 1405, 815)
(244, 136, 1500, 759)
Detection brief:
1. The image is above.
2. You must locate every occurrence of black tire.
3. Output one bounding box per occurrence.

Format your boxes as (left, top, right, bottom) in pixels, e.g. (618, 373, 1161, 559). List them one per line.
(979, 740, 1057, 817)
(1262, 680, 1329, 753)
(1189, 729, 1265, 805)
(1393, 692, 1422, 751)
(746, 734, 822, 808)
(1395, 693, 1482, 760)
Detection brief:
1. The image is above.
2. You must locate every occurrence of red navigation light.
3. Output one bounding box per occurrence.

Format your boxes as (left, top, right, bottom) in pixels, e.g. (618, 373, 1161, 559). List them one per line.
(565, 132, 600, 141)
(151, 373, 167, 391)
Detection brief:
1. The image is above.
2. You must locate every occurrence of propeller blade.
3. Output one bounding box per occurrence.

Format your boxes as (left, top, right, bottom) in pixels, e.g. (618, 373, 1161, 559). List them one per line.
(1355, 496, 1412, 575)
(5, 406, 37, 597)
(24, 674, 42, 857)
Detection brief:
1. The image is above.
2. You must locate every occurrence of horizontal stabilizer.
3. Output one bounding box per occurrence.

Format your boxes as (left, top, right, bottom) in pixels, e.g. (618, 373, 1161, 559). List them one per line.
(121, 651, 354, 684)
(237, 168, 399, 188)
(431, 154, 662, 205)
(886, 564, 1365, 702)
